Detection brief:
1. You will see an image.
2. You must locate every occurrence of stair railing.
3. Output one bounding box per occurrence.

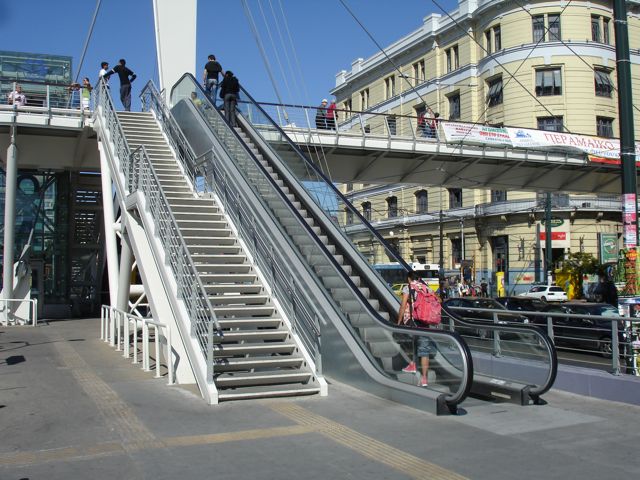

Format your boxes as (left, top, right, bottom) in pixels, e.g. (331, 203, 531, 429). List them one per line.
(140, 82, 323, 375)
(93, 79, 222, 369)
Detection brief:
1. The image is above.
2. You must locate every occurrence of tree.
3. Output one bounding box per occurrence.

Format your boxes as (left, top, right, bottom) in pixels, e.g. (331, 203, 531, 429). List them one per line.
(559, 252, 602, 299)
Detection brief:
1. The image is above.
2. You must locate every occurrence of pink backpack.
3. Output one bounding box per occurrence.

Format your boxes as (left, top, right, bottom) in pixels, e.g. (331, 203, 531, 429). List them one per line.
(410, 281, 442, 326)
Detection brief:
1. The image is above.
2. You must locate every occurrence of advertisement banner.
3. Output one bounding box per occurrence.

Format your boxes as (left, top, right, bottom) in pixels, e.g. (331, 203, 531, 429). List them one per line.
(538, 219, 570, 248)
(439, 120, 640, 162)
(599, 233, 619, 263)
(440, 122, 511, 146)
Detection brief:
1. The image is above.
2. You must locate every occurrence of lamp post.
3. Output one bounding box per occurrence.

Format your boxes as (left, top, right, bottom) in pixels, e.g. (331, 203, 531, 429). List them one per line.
(439, 209, 445, 298)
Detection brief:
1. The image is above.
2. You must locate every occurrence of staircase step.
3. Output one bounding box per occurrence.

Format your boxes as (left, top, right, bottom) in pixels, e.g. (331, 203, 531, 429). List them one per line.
(204, 284, 261, 295)
(213, 342, 296, 357)
(189, 245, 242, 255)
(173, 212, 224, 221)
(199, 273, 257, 283)
(176, 219, 228, 229)
(215, 370, 312, 388)
(218, 330, 288, 342)
(209, 294, 270, 306)
(217, 383, 320, 401)
(213, 305, 274, 317)
(182, 229, 232, 238)
(218, 317, 282, 329)
(196, 264, 252, 274)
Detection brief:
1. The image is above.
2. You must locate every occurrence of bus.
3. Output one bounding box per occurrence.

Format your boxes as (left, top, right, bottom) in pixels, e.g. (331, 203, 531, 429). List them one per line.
(373, 262, 441, 296)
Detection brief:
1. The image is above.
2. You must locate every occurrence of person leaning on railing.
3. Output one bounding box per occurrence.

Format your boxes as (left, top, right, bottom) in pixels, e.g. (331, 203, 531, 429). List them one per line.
(7, 84, 27, 107)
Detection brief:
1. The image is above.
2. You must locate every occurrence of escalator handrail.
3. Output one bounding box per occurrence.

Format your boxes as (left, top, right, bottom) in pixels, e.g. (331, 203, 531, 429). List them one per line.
(442, 303, 558, 397)
(169, 74, 475, 408)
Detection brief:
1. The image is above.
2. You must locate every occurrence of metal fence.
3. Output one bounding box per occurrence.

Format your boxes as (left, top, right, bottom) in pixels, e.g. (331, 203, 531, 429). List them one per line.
(1, 79, 89, 113)
(448, 305, 640, 376)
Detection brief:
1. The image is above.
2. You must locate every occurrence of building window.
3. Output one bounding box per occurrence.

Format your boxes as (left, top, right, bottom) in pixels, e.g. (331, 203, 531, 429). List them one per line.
(537, 116, 564, 132)
(486, 77, 503, 107)
(448, 93, 461, 120)
(494, 26, 501, 51)
(596, 116, 614, 138)
(595, 69, 614, 97)
(386, 115, 397, 135)
(485, 30, 492, 54)
(412, 60, 425, 85)
(591, 15, 601, 42)
(603, 18, 610, 44)
(446, 45, 459, 73)
(346, 208, 354, 225)
(362, 201, 371, 221)
(384, 76, 395, 99)
(535, 68, 562, 96)
(491, 190, 507, 202)
(451, 238, 462, 267)
(360, 88, 369, 110)
(415, 189, 428, 214)
(342, 99, 352, 117)
(548, 14, 561, 41)
(532, 15, 545, 42)
(387, 196, 398, 218)
(448, 188, 462, 209)
(533, 14, 561, 43)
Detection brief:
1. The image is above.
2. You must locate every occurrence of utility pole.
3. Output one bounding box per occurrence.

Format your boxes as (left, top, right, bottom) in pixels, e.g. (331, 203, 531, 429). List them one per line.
(439, 209, 445, 298)
(545, 192, 553, 285)
(613, 0, 638, 253)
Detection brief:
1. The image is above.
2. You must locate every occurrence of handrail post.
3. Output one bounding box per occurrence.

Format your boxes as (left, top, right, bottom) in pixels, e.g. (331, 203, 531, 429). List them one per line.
(123, 313, 130, 358)
(115, 311, 121, 351)
(546, 315, 554, 341)
(167, 326, 174, 385)
(154, 325, 161, 378)
(143, 320, 150, 371)
(492, 311, 502, 357)
(207, 320, 214, 383)
(132, 318, 139, 364)
(612, 319, 621, 375)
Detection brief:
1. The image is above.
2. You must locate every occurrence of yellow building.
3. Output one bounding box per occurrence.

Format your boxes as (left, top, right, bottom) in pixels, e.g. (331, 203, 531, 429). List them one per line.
(331, 0, 639, 293)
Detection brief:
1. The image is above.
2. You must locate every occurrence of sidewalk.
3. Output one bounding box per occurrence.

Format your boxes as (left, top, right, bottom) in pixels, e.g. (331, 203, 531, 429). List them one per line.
(1, 318, 638, 480)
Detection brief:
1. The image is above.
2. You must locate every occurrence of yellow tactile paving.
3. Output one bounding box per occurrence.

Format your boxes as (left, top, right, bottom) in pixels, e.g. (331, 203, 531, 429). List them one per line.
(270, 403, 469, 480)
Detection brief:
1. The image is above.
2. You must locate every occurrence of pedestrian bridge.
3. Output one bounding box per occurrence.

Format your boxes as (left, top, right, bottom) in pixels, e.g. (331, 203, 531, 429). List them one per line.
(248, 101, 634, 195)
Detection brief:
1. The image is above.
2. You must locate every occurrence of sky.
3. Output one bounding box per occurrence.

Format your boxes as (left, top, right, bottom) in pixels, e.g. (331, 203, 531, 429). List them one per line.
(0, 0, 458, 110)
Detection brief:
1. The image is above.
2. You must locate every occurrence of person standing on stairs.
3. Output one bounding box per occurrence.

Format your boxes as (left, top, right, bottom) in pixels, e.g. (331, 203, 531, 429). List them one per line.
(203, 54, 223, 105)
(106, 58, 137, 111)
(219, 70, 240, 128)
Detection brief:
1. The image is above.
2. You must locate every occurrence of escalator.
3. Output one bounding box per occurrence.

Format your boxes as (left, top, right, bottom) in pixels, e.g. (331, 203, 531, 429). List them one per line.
(170, 74, 554, 410)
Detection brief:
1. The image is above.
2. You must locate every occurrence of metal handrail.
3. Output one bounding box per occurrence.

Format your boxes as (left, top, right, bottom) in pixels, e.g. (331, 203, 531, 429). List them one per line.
(93, 79, 221, 364)
(100, 305, 174, 384)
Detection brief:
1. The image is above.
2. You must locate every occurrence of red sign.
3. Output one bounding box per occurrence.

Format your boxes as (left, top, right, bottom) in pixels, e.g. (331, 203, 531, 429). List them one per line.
(539, 232, 567, 241)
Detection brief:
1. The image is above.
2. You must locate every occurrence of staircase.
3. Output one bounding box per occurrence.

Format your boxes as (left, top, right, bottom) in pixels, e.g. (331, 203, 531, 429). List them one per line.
(116, 111, 321, 400)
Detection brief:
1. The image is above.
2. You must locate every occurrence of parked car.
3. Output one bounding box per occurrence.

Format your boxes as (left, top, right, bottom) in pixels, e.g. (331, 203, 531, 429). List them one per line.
(518, 285, 567, 302)
(443, 297, 528, 324)
(531, 302, 627, 357)
(495, 297, 558, 323)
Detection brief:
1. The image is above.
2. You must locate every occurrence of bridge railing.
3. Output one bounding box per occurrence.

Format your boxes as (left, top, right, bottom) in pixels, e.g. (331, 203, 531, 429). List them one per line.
(243, 99, 634, 165)
(0, 79, 90, 113)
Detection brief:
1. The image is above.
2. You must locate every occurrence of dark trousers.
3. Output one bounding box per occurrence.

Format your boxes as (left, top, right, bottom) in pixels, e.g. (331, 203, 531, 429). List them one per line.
(224, 93, 238, 127)
(120, 84, 132, 111)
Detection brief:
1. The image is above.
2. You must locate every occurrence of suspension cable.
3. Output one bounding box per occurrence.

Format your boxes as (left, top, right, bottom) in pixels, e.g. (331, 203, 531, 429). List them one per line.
(74, 0, 102, 84)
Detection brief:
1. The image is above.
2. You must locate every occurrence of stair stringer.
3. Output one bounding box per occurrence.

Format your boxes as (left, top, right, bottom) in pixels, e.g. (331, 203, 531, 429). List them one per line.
(93, 114, 218, 404)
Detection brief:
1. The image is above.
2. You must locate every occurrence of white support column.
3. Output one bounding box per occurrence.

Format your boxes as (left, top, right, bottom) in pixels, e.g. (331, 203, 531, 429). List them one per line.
(152, 0, 197, 96)
(117, 235, 134, 313)
(2, 126, 18, 324)
(98, 142, 120, 307)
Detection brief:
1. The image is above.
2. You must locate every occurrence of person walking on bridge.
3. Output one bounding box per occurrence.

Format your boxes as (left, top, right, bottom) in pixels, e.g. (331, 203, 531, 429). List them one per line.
(315, 99, 328, 129)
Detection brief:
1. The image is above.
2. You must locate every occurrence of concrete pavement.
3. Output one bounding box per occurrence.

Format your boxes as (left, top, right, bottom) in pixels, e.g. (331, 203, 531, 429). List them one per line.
(1, 318, 638, 479)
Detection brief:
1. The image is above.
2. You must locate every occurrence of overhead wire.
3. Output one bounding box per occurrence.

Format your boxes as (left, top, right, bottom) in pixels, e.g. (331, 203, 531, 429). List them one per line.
(74, 0, 102, 83)
(510, 0, 640, 115)
(431, 0, 574, 134)
(432, 0, 576, 149)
